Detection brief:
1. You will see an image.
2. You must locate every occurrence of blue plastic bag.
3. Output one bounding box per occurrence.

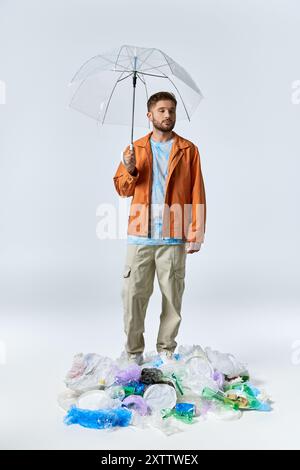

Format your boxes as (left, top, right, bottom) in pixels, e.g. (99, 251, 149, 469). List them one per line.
(64, 406, 132, 429)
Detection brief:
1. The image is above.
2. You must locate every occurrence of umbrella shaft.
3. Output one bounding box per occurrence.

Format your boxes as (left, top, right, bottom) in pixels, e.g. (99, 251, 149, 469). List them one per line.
(131, 71, 137, 145)
(133, 72, 137, 87)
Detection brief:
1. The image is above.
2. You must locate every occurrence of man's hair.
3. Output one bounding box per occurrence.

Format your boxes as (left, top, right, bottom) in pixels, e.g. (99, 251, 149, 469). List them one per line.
(147, 91, 177, 111)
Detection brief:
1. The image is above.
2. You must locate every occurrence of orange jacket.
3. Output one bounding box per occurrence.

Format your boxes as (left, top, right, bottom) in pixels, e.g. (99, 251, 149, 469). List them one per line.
(113, 131, 206, 243)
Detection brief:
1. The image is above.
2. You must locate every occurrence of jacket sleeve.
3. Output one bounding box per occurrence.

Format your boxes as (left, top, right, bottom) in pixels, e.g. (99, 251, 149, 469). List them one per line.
(113, 147, 140, 197)
(186, 145, 206, 244)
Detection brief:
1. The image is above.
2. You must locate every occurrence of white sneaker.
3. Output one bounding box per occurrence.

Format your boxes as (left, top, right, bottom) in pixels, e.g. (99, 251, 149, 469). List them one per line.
(158, 350, 175, 363)
(127, 353, 144, 366)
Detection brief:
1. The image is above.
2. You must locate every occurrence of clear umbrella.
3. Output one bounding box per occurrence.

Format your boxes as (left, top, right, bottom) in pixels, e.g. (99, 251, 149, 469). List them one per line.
(68, 44, 203, 146)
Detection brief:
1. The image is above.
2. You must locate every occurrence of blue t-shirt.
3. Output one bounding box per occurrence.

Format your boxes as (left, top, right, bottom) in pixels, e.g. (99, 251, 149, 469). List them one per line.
(127, 137, 184, 245)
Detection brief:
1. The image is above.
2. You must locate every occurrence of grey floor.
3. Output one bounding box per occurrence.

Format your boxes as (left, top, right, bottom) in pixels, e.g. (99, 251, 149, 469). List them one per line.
(1, 271, 299, 450)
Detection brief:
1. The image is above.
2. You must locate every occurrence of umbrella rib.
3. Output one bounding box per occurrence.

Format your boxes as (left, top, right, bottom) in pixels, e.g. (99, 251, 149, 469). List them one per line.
(157, 49, 174, 75)
(165, 75, 191, 121)
(99, 55, 128, 71)
(139, 64, 191, 121)
(136, 73, 146, 86)
(138, 64, 168, 73)
(138, 60, 173, 74)
(137, 48, 155, 70)
(136, 48, 173, 74)
(117, 72, 134, 82)
(70, 53, 128, 83)
(114, 45, 124, 69)
(137, 73, 151, 130)
(70, 73, 95, 109)
(114, 45, 131, 71)
(99, 70, 128, 125)
(109, 69, 167, 79)
(134, 71, 167, 78)
(139, 66, 191, 121)
(125, 45, 135, 69)
(69, 54, 104, 82)
(141, 67, 191, 121)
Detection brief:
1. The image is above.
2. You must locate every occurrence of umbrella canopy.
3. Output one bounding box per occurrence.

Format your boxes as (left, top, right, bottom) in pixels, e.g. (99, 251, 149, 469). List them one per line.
(68, 44, 203, 144)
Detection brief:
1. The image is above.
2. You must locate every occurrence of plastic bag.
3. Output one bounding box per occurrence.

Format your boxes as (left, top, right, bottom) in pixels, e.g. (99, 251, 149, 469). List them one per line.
(64, 406, 132, 429)
(106, 385, 126, 401)
(122, 382, 145, 397)
(183, 356, 219, 394)
(114, 364, 141, 385)
(57, 390, 79, 412)
(177, 344, 207, 361)
(141, 411, 185, 436)
(65, 353, 118, 393)
(77, 390, 121, 410)
(205, 347, 249, 379)
(122, 395, 149, 416)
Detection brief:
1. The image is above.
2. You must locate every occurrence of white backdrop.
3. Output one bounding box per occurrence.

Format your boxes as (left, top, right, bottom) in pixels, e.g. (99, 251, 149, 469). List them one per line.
(0, 0, 300, 450)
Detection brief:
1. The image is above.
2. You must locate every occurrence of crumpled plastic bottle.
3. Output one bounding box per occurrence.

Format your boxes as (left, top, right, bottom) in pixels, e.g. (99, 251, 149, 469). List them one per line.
(203, 385, 271, 412)
(202, 387, 240, 410)
(161, 403, 196, 424)
(223, 382, 271, 411)
(143, 384, 177, 412)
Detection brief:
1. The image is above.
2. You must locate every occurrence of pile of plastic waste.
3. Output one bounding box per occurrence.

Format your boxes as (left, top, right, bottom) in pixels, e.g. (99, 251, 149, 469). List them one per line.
(58, 345, 272, 435)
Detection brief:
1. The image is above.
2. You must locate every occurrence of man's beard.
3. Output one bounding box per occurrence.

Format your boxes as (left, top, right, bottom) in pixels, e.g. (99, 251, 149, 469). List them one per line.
(152, 118, 175, 133)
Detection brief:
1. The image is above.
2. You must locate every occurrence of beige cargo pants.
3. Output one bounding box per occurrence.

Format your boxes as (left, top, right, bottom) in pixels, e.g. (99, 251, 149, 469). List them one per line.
(121, 243, 187, 356)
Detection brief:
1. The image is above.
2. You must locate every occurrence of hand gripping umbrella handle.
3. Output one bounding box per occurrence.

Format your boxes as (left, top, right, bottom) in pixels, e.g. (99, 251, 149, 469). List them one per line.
(121, 144, 133, 162)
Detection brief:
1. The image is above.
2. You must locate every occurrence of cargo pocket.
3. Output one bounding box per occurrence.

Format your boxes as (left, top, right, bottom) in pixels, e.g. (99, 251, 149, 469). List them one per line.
(123, 265, 131, 278)
(174, 267, 185, 279)
(173, 245, 186, 279)
(121, 265, 132, 306)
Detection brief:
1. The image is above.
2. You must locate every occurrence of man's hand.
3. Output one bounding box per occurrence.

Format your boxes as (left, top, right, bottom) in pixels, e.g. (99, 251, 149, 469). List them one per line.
(123, 146, 136, 174)
(185, 242, 202, 254)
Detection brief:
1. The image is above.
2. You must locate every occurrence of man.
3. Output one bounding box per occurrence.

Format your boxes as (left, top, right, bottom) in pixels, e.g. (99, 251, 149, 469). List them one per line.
(113, 91, 206, 365)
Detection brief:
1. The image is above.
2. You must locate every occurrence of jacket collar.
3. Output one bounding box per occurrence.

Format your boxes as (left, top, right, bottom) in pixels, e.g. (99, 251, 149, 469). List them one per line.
(134, 131, 192, 150)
